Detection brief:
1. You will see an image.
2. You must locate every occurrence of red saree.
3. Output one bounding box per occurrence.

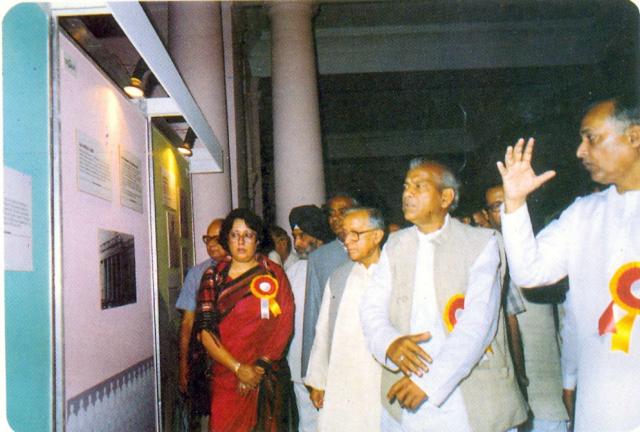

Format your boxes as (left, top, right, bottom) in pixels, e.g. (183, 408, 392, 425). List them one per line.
(203, 256, 294, 432)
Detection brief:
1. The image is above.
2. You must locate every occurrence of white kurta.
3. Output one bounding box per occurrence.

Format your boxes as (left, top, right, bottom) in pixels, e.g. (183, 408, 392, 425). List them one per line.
(286, 259, 308, 383)
(515, 281, 569, 432)
(305, 263, 382, 432)
(283, 250, 299, 271)
(268, 250, 299, 271)
(502, 186, 640, 432)
(286, 259, 318, 432)
(516, 288, 568, 423)
(361, 219, 502, 432)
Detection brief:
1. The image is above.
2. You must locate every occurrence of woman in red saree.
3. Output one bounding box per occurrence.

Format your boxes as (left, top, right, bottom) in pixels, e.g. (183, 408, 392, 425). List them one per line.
(194, 209, 294, 432)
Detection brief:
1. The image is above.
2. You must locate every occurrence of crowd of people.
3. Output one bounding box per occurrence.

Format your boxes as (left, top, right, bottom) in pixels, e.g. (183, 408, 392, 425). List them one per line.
(175, 97, 640, 432)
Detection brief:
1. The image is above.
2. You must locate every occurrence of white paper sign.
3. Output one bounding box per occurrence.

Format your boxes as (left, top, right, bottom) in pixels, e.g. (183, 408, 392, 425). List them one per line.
(160, 166, 177, 210)
(4, 166, 33, 271)
(77, 130, 112, 201)
(120, 148, 143, 213)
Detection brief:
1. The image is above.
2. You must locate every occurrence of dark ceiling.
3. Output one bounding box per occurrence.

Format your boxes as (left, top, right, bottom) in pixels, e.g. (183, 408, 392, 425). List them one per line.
(253, 0, 639, 227)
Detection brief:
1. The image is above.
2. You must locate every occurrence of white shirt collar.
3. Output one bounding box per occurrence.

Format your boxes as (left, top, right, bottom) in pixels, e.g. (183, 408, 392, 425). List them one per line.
(354, 260, 377, 276)
(416, 214, 450, 243)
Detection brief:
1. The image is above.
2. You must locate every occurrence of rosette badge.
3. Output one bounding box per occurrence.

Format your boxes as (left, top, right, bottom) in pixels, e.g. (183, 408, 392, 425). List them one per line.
(598, 262, 640, 353)
(443, 293, 492, 353)
(443, 294, 465, 332)
(250, 274, 281, 319)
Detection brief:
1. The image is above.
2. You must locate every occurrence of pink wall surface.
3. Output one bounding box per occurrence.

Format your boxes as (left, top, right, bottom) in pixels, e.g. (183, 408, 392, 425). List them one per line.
(59, 34, 154, 398)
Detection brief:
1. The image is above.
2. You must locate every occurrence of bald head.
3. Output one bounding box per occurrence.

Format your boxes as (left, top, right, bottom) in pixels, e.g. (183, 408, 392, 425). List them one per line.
(204, 218, 226, 261)
(207, 218, 223, 234)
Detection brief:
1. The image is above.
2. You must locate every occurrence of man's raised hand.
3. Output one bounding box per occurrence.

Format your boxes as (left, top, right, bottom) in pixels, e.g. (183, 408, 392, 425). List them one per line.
(496, 138, 556, 213)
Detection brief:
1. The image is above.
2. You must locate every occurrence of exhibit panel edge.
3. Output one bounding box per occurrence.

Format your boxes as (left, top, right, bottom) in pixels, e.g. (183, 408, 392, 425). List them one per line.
(150, 126, 194, 431)
(2, 3, 53, 431)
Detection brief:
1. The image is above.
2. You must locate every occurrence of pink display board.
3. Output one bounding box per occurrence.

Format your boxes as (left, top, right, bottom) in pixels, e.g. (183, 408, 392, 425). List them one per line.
(58, 34, 154, 398)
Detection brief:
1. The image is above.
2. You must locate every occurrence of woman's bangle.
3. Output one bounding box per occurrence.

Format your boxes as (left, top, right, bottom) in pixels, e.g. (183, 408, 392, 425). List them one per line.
(255, 358, 272, 373)
(233, 361, 241, 374)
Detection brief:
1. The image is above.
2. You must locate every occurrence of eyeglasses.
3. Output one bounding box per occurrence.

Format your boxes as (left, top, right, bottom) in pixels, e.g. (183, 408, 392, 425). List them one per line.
(202, 235, 220, 244)
(229, 230, 257, 242)
(486, 202, 503, 213)
(328, 207, 348, 217)
(343, 228, 379, 242)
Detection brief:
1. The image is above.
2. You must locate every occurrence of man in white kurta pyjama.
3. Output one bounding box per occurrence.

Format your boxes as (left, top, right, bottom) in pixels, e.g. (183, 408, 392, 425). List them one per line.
(497, 98, 640, 432)
(305, 207, 386, 432)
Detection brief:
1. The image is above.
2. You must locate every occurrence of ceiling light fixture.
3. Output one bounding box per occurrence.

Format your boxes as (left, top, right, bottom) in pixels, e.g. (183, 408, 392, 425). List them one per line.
(124, 58, 148, 99)
(178, 128, 196, 157)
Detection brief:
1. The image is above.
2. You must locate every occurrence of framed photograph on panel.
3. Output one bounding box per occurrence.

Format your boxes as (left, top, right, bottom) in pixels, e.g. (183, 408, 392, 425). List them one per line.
(98, 229, 137, 309)
(167, 210, 180, 268)
(179, 187, 190, 239)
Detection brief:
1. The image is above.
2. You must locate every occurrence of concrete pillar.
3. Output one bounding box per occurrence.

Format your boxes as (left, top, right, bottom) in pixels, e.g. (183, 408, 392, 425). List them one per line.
(169, 2, 232, 262)
(269, 1, 325, 230)
(246, 78, 264, 217)
(221, 2, 242, 209)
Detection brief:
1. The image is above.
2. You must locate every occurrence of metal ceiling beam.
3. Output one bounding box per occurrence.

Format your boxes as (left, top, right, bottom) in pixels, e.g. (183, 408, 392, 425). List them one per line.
(107, 1, 223, 171)
(145, 98, 181, 117)
(49, 1, 110, 16)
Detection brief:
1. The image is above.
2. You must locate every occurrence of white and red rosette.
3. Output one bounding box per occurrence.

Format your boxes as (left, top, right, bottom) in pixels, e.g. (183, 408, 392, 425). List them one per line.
(443, 293, 493, 353)
(443, 293, 465, 332)
(598, 261, 640, 353)
(250, 274, 281, 319)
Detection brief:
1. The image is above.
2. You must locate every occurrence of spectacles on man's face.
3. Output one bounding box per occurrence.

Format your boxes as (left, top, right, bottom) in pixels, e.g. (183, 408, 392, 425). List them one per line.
(202, 235, 220, 245)
(328, 207, 348, 218)
(486, 201, 503, 213)
(343, 228, 378, 242)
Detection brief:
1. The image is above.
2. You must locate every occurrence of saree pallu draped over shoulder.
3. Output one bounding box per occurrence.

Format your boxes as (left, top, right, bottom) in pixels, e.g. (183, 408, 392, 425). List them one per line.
(195, 256, 295, 432)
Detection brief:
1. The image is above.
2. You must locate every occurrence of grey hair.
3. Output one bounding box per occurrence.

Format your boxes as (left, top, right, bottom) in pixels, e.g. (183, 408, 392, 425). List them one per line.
(583, 97, 640, 133)
(344, 207, 385, 230)
(408, 158, 461, 211)
(610, 97, 640, 130)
